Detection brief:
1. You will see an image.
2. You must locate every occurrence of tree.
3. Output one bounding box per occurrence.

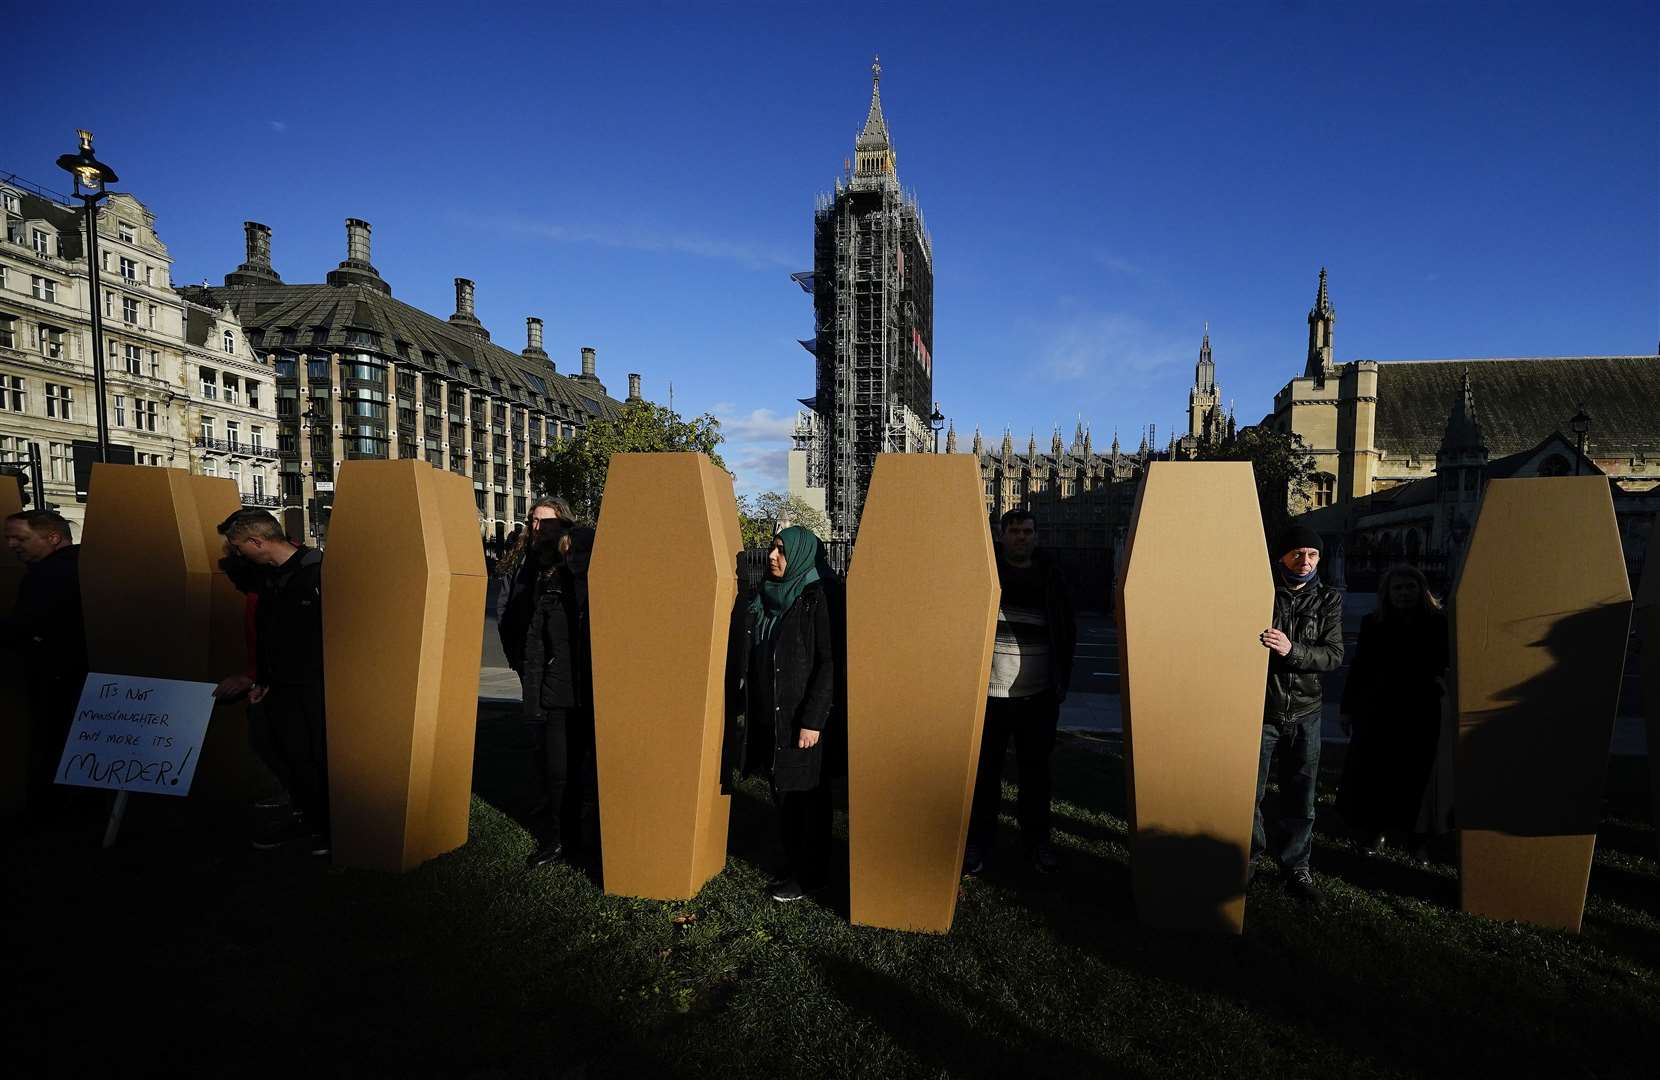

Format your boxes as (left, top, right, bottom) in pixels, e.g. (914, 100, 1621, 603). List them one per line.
(736, 491, 830, 548)
(1194, 425, 1317, 541)
(529, 399, 725, 522)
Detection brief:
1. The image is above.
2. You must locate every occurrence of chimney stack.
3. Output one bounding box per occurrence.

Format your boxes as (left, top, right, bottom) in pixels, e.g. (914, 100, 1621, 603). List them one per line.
(447, 277, 489, 340)
(224, 220, 282, 285)
(325, 217, 390, 294)
(627, 373, 642, 401)
(522, 316, 549, 365)
(581, 347, 596, 379)
(345, 218, 372, 265)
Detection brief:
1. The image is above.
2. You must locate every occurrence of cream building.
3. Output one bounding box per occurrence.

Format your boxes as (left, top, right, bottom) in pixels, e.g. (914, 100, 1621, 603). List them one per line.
(0, 176, 277, 533)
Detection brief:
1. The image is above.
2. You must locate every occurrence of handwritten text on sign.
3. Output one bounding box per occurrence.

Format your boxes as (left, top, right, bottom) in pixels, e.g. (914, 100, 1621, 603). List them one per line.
(55, 673, 216, 796)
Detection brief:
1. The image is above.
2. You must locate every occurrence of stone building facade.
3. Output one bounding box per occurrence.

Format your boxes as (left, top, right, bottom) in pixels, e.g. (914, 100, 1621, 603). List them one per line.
(202, 218, 634, 541)
(0, 174, 274, 534)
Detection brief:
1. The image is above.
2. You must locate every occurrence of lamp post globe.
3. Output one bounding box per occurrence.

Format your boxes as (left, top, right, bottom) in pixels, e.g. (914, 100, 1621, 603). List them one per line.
(1569, 405, 1591, 476)
(929, 403, 945, 454)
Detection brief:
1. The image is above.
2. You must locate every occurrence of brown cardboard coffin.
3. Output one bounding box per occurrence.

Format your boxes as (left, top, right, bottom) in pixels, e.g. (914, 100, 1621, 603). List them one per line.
(79, 464, 214, 683)
(1117, 462, 1273, 933)
(0, 481, 27, 814)
(846, 454, 999, 933)
(322, 460, 486, 872)
(184, 475, 265, 801)
(590, 453, 739, 899)
(1636, 514, 1659, 859)
(1453, 476, 1632, 932)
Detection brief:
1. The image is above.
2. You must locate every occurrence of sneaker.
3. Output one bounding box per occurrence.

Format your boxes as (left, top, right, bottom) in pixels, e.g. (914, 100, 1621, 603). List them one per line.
(307, 833, 331, 857)
(251, 816, 307, 851)
(768, 878, 807, 903)
(1286, 866, 1319, 902)
(1029, 842, 1060, 875)
(962, 841, 985, 877)
(525, 841, 563, 869)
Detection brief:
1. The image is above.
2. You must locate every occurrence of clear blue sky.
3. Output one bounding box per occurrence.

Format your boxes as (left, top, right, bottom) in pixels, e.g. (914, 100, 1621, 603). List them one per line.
(8, 1, 1656, 493)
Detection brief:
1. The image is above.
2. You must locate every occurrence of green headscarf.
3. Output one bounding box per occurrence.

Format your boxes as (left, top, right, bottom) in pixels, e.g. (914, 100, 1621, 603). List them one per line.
(749, 526, 822, 642)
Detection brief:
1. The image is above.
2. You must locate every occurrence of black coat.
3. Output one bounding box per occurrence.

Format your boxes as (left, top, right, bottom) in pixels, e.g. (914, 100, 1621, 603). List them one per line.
(994, 549, 1078, 699)
(1264, 578, 1345, 723)
(255, 546, 324, 689)
(724, 579, 839, 793)
(0, 544, 86, 715)
(520, 563, 580, 715)
(495, 557, 536, 675)
(1336, 608, 1449, 832)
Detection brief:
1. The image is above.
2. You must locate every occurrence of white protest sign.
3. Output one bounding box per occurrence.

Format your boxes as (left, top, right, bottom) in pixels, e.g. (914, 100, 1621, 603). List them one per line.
(55, 673, 216, 796)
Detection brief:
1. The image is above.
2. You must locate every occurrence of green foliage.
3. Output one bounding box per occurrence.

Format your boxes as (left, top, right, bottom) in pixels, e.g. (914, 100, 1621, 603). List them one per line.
(1196, 425, 1319, 539)
(736, 491, 830, 548)
(530, 399, 725, 521)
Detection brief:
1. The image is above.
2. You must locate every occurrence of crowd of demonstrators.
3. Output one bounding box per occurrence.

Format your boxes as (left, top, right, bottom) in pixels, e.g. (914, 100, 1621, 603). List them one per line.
(213, 509, 331, 856)
(497, 497, 600, 869)
(1253, 525, 1346, 902)
(1337, 565, 1450, 862)
(965, 509, 1077, 877)
(726, 526, 843, 903)
(2, 510, 87, 815)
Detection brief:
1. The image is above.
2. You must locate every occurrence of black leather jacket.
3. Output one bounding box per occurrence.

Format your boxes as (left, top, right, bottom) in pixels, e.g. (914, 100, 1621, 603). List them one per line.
(1264, 577, 1345, 724)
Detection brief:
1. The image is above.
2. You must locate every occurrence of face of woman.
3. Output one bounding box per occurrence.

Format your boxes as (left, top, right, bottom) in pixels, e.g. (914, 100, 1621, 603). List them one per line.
(767, 537, 787, 579)
(1388, 578, 1421, 611)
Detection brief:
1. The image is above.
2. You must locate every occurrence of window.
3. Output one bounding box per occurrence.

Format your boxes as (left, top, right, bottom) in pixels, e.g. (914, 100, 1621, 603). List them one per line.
(200, 367, 217, 399)
(123, 344, 143, 375)
(144, 267, 155, 287)
(202, 460, 216, 477)
(250, 426, 263, 450)
(0, 265, 7, 289)
(32, 229, 49, 256)
(306, 358, 331, 380)
(37, 326, 63, 360)
(113, 394, 126, 426)
(252, 469, 266, 498)
(222, 330, 236, 355)
(0, 374, 24, 411)
(223, 375, 239, 406)
(118, 221, 136, 243)
(246, 380, 260, 409)
(102, 252, 111, 272)
(0, 313, 13, 349)
(122, 297, 139, 324)
(228, 461, 241, 488)
(226, 420, 240, 446)
(1, 192, 17, 213)
(137, 399, 158, 432)
(31, 276, 56, 303)
(103, 291, 114, 317)
(120, 257, 137, 281)
(147, 304, 157, 329)
(46, 383, 73, 420)
(202, 416, 215, 443)
(149, 350, 159, 377)
(49, 442, 70, 482)
(1312, 472, 1336, 509)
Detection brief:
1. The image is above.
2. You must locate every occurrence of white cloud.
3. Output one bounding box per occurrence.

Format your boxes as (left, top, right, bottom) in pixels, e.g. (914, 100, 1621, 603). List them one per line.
(1039, 311, 1191, 388)
(1092, 251, 1143, 276)
(269, 120, 288, 134)
(719, 407, 797, 442)
(465, 214, 796, 271)
(731, 447, 789, 496)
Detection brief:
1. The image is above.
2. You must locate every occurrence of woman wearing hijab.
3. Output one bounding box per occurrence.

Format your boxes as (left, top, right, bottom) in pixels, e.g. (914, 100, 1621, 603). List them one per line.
(1336, 564, 1450, 860)
(737, 526, 836, 902)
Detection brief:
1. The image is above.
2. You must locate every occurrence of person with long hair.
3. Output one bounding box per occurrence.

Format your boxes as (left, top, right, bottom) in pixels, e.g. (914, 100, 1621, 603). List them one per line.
(732, 526, 837, 903)
(1336, 564, 1450, 860)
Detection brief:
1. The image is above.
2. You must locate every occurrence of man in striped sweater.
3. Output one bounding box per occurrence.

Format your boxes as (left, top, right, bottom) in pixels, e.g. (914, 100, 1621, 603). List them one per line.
(965, 509, 1077, 875)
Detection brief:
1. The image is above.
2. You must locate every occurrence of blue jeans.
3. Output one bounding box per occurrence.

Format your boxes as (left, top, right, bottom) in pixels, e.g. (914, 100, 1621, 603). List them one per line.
(1251, 712, 1322, 870)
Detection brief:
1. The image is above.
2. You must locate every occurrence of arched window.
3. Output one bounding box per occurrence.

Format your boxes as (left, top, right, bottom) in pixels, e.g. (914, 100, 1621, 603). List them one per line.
(222, 330, 236, 355)
(1311, 472, 1337, 508)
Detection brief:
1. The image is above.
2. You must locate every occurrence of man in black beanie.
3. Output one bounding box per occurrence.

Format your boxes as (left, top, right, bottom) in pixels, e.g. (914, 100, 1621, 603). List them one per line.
(1252, 523, 1344, 901)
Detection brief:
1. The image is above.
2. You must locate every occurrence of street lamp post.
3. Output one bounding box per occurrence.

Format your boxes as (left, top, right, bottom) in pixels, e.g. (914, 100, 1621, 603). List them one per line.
(1569, 405, 1591, 476)
(929, 402, 945, 454)
(56, 130, 119, 465)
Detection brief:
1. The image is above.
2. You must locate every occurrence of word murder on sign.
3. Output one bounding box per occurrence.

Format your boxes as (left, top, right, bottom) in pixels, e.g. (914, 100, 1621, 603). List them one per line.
(54, 674, 217, 796)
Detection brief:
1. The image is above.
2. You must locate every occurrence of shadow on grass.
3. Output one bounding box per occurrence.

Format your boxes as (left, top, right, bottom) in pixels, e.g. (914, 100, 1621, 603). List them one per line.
(816, 953, 1141, 1079)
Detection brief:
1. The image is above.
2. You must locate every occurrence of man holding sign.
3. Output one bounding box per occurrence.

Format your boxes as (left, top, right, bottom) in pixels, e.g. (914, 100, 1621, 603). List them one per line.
(216, 510, 331, 855)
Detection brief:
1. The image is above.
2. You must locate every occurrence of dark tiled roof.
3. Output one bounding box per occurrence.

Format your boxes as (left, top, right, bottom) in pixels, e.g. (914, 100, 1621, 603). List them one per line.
(1372, 356, 1660, 460)
(195, 281, 622, 421)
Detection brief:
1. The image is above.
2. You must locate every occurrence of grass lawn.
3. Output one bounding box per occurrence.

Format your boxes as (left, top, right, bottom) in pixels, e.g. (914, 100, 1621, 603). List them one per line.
(7, 703, 1658, 1078)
